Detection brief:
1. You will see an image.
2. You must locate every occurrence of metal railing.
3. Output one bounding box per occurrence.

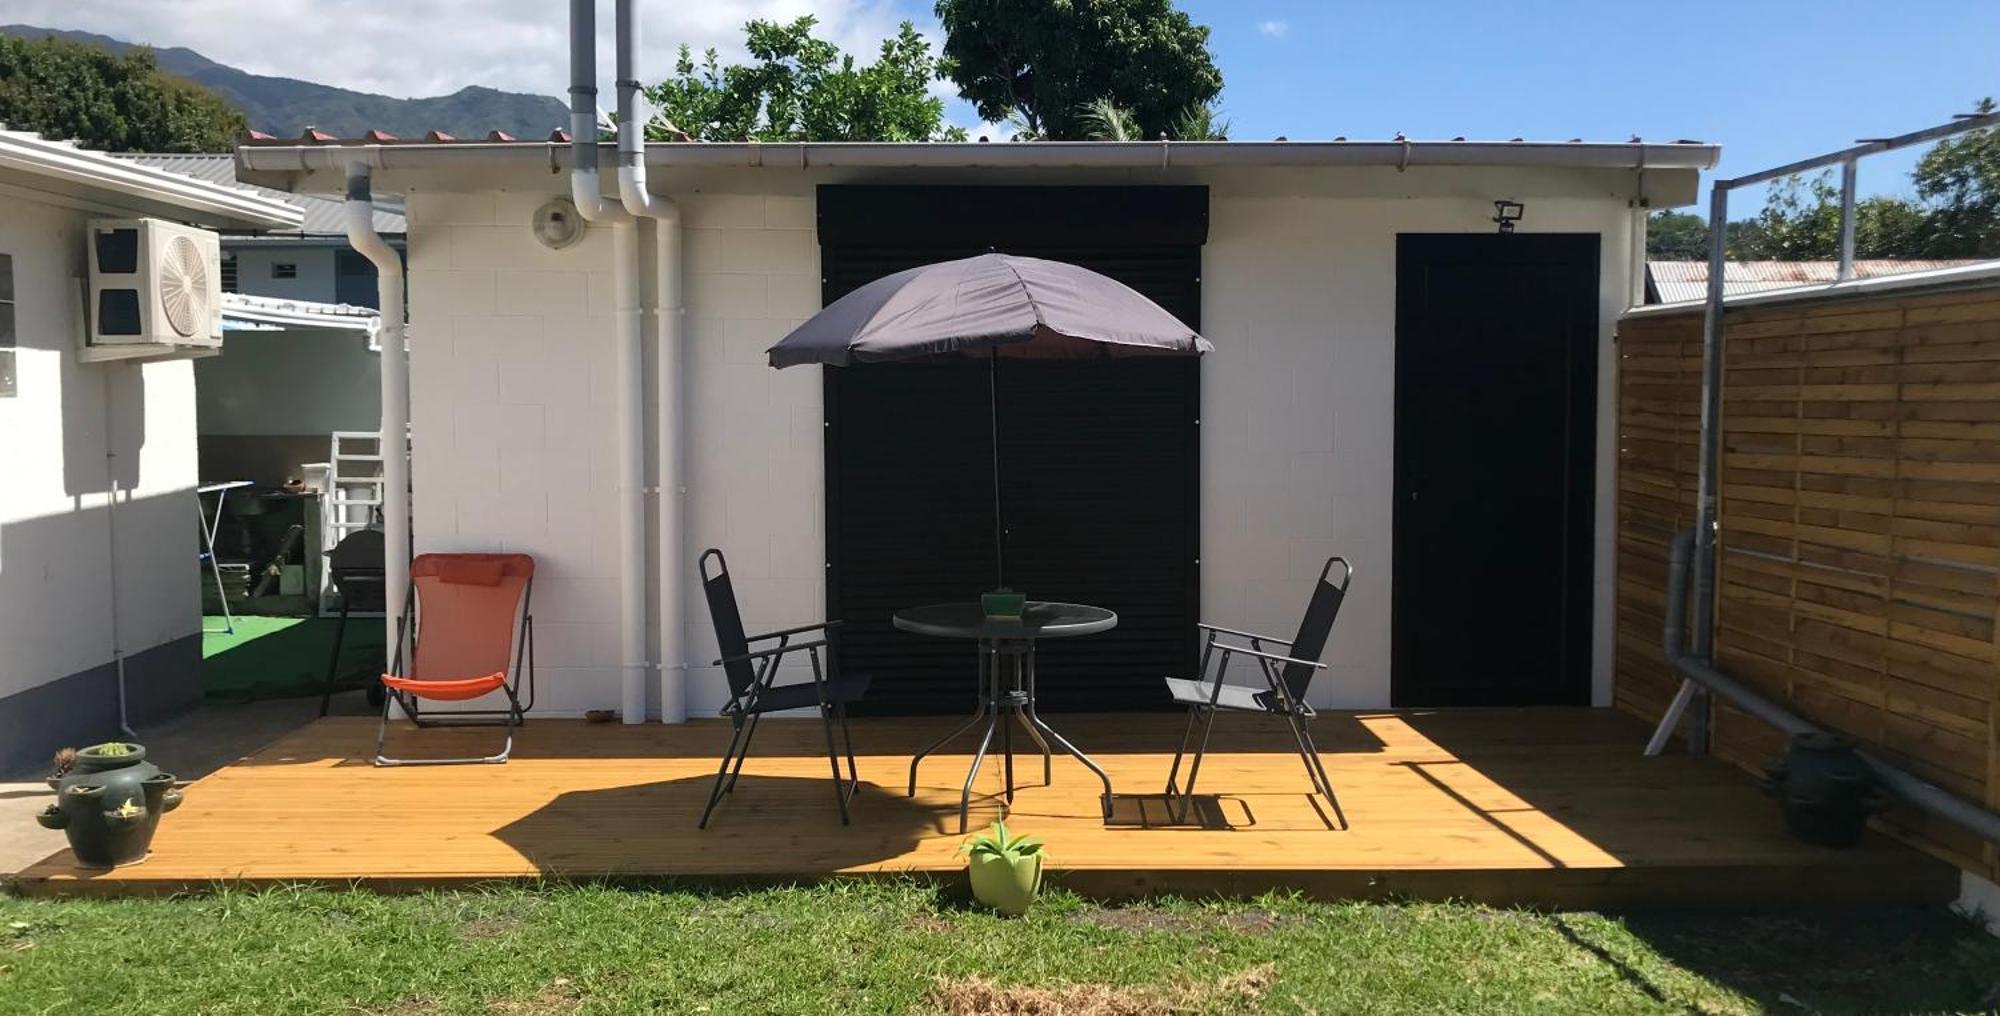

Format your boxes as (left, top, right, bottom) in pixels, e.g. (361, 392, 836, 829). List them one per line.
(1670, 109, 2000, 751)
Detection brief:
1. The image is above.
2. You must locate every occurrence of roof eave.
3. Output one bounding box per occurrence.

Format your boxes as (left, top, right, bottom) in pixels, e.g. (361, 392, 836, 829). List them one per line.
(1, 132, 302, 230)
(237, 138, 1720, 191)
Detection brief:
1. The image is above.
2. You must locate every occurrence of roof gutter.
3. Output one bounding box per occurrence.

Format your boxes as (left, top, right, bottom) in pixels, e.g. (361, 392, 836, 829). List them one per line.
(1, 131, 302, 229)
(238, 139, 1720, 180)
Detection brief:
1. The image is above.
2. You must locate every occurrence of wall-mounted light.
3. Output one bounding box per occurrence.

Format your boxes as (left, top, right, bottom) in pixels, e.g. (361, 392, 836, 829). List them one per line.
(1492, 200, 1525, 234)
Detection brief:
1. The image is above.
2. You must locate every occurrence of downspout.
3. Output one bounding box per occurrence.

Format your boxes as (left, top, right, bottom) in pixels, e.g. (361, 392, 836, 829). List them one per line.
(103, 368, 135, 738)
(344, 160, 410, 668)
(572, 0, 649, 725)
(1654, 527, 2000, 846)
(615, 0, 687, 723)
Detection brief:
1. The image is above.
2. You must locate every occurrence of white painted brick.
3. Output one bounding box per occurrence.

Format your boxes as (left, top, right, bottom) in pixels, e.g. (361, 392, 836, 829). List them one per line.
(492, 402, 546, 451)
(687, 272, 767, 319)
(764, 193, 814, 229)
(722, 317, 787, 365)
(494, 270, 589, 318)
(411, 191, 496, 226)
(684, 228, 727, 274)
(767, 273, 822, 319)
(410, 269, 497, 316)
(682, 193, 765, 229)
(454, 315, 544, 366)
(723, 229, 813, 274)
(535, 622, 618, 667)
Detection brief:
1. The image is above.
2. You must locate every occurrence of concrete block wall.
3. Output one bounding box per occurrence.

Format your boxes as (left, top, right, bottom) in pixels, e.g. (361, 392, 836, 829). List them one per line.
(403, 178, 1638, 717)
(405, 190, 624, 715)
(679, 188, 824, 717)
(1202, 192, 1635, 708)
(404, 187, 826, 718)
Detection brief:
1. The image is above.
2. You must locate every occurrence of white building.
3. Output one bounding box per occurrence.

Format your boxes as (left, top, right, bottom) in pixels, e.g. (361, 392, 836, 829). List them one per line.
(0, 129, 301, 773)
(120, 153, 401, 488)
(237, 137, 1716, 723)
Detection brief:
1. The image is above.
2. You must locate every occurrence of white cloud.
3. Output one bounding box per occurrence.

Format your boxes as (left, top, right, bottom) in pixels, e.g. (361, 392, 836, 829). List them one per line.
(3, 0, 916, 100)
(1257, 19, 1289, 38)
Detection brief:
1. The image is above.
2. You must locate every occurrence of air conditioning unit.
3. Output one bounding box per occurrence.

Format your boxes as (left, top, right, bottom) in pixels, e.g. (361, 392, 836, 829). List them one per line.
(83, 218, 223, 358)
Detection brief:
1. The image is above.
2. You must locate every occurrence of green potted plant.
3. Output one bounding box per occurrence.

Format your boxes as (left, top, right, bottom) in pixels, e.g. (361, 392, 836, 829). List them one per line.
(961, 820, 1044, 915)
(36, 742, 181, 869)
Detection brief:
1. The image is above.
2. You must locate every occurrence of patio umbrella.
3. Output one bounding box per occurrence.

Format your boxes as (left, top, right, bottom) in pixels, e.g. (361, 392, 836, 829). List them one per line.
(767, 252, 1211, 588)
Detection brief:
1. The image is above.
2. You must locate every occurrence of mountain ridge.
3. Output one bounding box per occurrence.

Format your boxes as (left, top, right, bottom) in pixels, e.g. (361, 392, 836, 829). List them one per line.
(1, 24, 569, 140)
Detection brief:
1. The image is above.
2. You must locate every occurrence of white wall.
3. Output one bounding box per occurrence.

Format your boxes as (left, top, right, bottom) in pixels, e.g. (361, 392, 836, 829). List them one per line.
(1201, 192, 1636, 707)
(0, 194, 201, 703)
(400, 168, 1641, 717)
(232, 246, 338, 304)
(404, 190, 628, 715)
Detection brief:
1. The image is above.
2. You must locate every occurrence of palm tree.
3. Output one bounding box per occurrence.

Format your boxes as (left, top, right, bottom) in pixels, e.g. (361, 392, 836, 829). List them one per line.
(1080, 97, 1140, 141)
(1079, 97, 1229, 141)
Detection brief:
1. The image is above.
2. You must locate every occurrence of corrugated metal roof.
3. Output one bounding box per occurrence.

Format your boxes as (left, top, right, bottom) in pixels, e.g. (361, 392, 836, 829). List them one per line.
(115, 152, 404, 237)
(1647, 259, 1983, 304)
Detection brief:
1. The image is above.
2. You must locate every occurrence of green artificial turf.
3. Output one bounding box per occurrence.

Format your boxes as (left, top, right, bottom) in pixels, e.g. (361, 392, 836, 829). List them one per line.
(201, 615, 384, 702)
(2, 884, 1997, 1014)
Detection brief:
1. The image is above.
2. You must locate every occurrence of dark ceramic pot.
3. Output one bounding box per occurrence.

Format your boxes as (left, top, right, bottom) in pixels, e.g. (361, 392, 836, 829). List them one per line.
(36, 743, 181, 868)
(1761, 732, 1886, 848)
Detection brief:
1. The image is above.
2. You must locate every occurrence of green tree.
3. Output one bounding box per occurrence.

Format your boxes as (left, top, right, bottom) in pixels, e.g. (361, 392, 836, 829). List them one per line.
(1912, 97, 1999, 257)
(935, 0, 1223, 141)
(0, 34, 245, 152)
(1646, 211, 1710, 260)
(644, 17, 961, 143)
(1724, 173, 1931, 260)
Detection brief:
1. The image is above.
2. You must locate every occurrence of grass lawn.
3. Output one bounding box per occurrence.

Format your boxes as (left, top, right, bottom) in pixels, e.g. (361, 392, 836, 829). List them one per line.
(3, 884, 1998, 1014)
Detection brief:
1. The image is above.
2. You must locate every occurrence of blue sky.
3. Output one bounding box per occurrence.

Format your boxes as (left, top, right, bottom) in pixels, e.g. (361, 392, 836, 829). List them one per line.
(924, 0, 2000, 214)
(15, 0, 1997, 215)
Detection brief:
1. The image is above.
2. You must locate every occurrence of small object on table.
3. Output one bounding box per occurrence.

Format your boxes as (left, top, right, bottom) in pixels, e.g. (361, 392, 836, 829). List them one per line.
(980, 588, 1026, 619)
(895, 601, 1117, 833)
(584, 709, 617, 723)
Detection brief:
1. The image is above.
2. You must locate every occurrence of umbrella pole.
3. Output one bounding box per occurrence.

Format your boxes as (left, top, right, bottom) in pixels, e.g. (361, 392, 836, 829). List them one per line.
(989, 354, 1004, 588)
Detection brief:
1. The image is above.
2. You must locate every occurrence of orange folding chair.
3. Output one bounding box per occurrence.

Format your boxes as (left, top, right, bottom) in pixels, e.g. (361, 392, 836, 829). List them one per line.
(375, 553, 537, 766)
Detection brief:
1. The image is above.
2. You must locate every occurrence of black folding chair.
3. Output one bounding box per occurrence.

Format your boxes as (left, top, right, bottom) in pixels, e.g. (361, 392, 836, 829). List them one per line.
(697, 548, 870, 829)
(1162, 556, 1353, 827)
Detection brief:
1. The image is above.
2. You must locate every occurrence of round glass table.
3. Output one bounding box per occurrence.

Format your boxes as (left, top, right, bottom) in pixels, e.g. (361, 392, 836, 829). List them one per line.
(893, 601, 1117, 832)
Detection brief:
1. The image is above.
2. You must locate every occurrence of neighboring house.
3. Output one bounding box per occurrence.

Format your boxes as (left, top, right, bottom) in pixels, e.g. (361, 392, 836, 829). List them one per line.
(238, 134, 1718, 720)
(1645, 259, 1981, 304)
(118, 153, 402, 487)
(0, 130, 301, 773)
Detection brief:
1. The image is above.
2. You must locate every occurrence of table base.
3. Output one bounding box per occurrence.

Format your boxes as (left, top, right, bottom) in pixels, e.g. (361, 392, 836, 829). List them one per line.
(907, 638, 1114, 833)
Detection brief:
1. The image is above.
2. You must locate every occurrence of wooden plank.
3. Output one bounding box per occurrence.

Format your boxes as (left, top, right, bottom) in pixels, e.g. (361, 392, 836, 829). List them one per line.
(9, 712, 1955, 909)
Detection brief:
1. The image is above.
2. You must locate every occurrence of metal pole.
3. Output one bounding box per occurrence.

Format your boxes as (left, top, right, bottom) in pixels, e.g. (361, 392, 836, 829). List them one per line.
(989, 354, 1004, 588)
(1837, 156, 1858, 281)
(1684, 182, 1731, 754)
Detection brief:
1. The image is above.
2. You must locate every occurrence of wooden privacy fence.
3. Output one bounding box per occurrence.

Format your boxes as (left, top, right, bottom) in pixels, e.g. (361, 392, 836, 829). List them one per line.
(1615, 274, 2000, 876)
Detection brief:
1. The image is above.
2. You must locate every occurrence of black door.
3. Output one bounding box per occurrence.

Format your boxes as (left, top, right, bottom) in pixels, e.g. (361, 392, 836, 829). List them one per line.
(819, 187, 1207, 715)
(1392, 234, 1599, 706)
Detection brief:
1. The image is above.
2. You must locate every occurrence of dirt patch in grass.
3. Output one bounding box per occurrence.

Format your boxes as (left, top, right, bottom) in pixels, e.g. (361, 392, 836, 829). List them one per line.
(929, 964, 1273, 1015)
(489, 978, 583, 1014)
(907, 911, 953, 934)
(457, 915, 524, 941)
(362, 998, 443, 1016)
(1071, 908, 1289, 936)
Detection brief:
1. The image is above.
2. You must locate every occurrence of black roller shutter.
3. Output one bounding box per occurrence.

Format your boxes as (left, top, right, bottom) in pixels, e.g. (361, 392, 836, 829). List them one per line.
(819, 186, 1205, 715)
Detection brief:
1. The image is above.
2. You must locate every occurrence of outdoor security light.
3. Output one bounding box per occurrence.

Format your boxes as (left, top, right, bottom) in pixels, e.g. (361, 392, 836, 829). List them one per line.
(1493, 200, 1525, 233)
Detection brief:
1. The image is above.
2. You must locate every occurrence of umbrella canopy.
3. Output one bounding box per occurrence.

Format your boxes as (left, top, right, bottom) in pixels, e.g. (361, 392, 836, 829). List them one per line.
(766, 253, 1210, 368)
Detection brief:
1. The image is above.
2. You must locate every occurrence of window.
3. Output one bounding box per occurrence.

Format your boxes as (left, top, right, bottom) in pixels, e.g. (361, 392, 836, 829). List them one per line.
(271, 262, 298, 280)
(0, 253, 14, 398)
(221, 252, 239, 293)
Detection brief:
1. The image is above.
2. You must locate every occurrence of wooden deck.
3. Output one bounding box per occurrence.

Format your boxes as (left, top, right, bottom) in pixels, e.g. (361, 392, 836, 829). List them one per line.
(14, 708, 1955, 907)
